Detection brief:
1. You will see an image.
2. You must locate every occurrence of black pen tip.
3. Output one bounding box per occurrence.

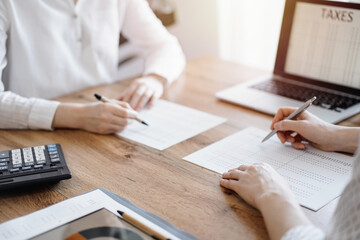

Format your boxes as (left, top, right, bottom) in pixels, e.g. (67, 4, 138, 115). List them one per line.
(142, 121, 149, 126)
(94, 93, 101, 100)
(117, 210, 124, 216)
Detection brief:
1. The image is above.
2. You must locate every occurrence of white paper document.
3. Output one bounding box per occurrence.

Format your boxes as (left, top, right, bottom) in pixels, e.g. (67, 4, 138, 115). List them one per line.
(118, 100, 226, 150)
(183, 127, 354, 211)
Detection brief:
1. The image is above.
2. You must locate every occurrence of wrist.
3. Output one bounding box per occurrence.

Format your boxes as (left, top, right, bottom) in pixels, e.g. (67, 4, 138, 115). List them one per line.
(257, 190, 298, 212)
(257, 191, 312, 240)
(145, 73, 167, 87)
(52, 103, 83, 129)
(331, 126, 360, 153)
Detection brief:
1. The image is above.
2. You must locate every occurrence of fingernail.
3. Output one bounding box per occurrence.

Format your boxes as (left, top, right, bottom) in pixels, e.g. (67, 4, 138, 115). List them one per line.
(274, 122, 280, 130)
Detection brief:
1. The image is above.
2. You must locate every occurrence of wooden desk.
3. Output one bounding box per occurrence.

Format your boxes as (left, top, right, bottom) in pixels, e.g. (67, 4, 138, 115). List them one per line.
(0, 57, 359, 239)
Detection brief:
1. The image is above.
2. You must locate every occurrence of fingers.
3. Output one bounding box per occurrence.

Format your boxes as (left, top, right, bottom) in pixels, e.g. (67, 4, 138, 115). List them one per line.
(219, 179, 238, 191)
(129, 85, 146, 109)
(276, 131, 287, 144)
(119, 77, 164, 110)
(112, 100, 132, 110)
(228, 165, 249, 172)
(135, 89, 153, 110)
(107, 104, 137, 119)
(222, 170, 244, 180)
(292, 142, 306, 150)
(271, 107, 297, 130)
(273, 119, 307, 134)
(108, 114, 133, 128)
(148, 94, 157, 109)
(277, 130, 305, 145)
(270, 107, 309, 130)
(119, 83, 138, 103)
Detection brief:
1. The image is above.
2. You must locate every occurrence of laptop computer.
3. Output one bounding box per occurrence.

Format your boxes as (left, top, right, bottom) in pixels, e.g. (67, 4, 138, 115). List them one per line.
(216, 0, 360, 123)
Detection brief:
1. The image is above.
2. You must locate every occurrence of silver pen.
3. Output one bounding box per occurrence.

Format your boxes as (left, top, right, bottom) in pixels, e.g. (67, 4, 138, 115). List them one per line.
(261, 96, 317, 143)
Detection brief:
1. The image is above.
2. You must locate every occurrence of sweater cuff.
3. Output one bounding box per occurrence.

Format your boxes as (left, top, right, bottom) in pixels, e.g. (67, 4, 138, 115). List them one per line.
(28, 99, 60, 130)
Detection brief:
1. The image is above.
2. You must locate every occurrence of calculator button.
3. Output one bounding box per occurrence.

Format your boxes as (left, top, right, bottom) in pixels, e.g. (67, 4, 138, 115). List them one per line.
(22, 166, 32, 171)
(0, 151, 9, 159)
(22, 147, 32, 153)
(0, 162, 7, 167)
(23, 151, 35, 165)
(34, 146, 45, 150)
(34, 149, 44, 154)
(12, 158, 22, 166)
(35, 154, 46, 161)
(9, 168, 19, 173)
(0, 166, 8, 171)
(50, 158, 60, 163)
(50, 154, 59, 159)
(0, 158, 9, 163)
(11, 149, 21, 155)
(34, 164, 43, 169)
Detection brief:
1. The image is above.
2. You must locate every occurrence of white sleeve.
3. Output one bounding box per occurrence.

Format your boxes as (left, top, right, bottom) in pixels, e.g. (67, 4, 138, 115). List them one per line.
(121, 0, 185, 84)
(281, 226, 325, 240)
(0, 1, 59, 130)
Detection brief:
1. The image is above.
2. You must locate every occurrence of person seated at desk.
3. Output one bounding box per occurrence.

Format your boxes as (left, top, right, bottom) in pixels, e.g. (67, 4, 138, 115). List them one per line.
(0, 0, 185, 134)
(220, 108, 360, 240)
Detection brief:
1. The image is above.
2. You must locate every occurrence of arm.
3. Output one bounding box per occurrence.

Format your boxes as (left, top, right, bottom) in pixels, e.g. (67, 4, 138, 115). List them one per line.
(220, 164, 316, 240)
(0, 1, 60, 130)
(219, 108, 360, 239)
(0, 2, 138, 133)
(52, 101, 138, 134)
(271, 108, 360, 153)
(119, 0, 186, 110)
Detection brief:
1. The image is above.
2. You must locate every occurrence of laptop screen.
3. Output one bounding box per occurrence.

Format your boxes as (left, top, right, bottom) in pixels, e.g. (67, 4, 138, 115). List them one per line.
(274, 0, 360, 92)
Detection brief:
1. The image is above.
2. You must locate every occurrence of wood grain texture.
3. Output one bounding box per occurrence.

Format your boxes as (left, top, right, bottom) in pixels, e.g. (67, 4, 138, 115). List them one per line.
(0, 57, 358, 239)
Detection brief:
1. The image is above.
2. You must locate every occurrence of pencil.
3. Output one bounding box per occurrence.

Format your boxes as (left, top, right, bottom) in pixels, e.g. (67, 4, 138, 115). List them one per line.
(94, 93, 149, 126)
(117, 210, 170, 240)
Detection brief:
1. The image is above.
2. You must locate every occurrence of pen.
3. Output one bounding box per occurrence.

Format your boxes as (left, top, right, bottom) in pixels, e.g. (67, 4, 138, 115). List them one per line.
(117, 210, 171, 240)
(261, 96, 317, 143)
(94, 93, 149, 126)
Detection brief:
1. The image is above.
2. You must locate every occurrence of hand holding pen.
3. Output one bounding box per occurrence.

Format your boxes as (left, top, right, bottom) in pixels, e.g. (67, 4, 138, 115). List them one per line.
(262, 97, 316, 145)
(94, 93, 149, 126)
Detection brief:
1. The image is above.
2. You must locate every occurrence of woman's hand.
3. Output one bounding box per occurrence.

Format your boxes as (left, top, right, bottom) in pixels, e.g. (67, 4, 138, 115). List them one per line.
(270, 108, 360, 153)
(52, 101, 138, 134)
(220, 163, 294, 209)
(220, 163, 311, 240)
(119, 74, 166, 111)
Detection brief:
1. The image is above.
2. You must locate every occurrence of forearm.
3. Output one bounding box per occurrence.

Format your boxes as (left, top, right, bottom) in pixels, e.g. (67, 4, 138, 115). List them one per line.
(0, 91, 59, 130)
(330, 126, 360, 154)
(258, 192, 311, 240)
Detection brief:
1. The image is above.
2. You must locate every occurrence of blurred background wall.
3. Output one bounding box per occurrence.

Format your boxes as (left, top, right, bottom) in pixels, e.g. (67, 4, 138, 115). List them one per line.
(118, 0, 359, 80)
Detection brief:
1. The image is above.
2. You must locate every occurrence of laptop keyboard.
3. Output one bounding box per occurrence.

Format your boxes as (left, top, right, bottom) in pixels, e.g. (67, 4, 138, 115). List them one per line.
(251, 80, 360, 112)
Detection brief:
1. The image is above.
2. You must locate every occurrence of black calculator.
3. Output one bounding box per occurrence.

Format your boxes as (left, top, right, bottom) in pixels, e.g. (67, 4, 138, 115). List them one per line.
(0, 144, 71, 190)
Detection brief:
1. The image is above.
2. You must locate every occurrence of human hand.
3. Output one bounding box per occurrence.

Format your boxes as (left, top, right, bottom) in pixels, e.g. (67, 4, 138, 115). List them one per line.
(53, 101, 138, 134)
(270, 107, 340, 151)
(221, 163, 312, 240)
(220, 163, 295, 210)
(119, 74, 166, 111)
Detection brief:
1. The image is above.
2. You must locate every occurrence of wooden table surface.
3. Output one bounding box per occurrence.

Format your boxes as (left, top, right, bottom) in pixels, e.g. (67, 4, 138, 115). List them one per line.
(0, 57, 359, 240)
